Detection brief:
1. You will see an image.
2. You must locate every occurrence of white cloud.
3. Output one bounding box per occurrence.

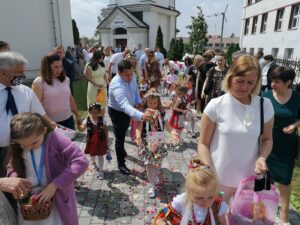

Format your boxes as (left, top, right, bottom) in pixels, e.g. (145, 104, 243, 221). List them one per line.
(70, 0, 108, 37)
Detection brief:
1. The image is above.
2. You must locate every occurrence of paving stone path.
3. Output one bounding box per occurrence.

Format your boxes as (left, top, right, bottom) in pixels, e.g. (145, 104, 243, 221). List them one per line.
(74, 112, 300, 225)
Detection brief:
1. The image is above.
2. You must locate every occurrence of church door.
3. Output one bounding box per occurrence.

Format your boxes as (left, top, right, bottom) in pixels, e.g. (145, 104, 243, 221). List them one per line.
(116, 39, 127, 48)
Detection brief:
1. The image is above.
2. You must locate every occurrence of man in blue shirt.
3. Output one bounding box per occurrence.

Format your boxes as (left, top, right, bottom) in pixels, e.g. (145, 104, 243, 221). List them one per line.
(108, 60, 150, 175)
(139, 48, 149, 79)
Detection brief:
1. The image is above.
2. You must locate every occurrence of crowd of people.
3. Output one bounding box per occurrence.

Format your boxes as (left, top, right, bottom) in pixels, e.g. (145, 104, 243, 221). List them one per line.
(0, 39, 299, 225)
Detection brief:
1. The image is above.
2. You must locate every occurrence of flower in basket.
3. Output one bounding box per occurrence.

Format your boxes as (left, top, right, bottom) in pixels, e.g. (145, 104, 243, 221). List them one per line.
(18, 191, 54, 221)
(146, 108, 160, 125)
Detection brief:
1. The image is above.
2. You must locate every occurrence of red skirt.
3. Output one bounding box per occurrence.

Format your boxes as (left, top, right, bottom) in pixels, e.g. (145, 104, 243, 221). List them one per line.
(169, 111, 184, 130)
(84, 129, 107, 156)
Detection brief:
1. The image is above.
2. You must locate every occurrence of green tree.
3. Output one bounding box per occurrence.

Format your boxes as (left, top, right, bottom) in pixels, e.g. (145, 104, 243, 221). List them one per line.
(226, 43, 241, 66)
(186, 6, 208, 55)
(176, 38, 184, 60)
(72, 19, 80, 45)
(155, 25, 167, 57)
(81, 36, 99, 48)
(94, 16, 102, 44)
(168, 38, 177, 60)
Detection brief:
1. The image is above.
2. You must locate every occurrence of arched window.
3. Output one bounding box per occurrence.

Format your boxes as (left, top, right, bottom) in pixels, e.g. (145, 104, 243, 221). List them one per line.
(114, 28, 127, 35)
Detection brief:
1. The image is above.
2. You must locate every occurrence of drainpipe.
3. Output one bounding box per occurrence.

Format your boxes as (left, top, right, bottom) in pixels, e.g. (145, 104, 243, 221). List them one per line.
(56, 0, 63, 45)
(50, 0, 58, 47)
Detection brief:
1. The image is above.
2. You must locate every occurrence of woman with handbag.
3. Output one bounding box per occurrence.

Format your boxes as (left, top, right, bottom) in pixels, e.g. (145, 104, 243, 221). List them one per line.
(201, 52, 228, 109)
(85, 50, 108, 117)
(145, 50, 162, 89)
(197, 55, 274, 203)
(263, 66, 300, 225)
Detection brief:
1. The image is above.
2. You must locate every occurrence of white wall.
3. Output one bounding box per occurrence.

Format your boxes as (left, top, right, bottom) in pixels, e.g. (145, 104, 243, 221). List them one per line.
(143, 11, 158, 50)
(240, 0, 300, 58)
(0, 0, 73, 79)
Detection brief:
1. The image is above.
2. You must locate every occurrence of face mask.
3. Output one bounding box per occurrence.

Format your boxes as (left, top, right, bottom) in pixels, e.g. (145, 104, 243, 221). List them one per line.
(10, 75, 26, 86)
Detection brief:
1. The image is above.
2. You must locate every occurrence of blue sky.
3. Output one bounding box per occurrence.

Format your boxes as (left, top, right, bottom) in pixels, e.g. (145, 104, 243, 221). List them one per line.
(70, 0, 243, 38)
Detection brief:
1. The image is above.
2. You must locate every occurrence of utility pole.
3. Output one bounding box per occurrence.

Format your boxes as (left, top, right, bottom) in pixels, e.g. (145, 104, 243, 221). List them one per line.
(207, 4, 228, 51)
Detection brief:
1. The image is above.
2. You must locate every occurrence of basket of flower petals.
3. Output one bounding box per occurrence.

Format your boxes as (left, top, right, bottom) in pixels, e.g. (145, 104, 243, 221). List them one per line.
(18, 193, 54, 221)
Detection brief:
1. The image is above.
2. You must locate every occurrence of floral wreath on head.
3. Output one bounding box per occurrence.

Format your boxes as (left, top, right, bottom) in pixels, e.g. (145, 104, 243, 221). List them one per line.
(88, 102, 101, 111)
(144, 92, 161, 98)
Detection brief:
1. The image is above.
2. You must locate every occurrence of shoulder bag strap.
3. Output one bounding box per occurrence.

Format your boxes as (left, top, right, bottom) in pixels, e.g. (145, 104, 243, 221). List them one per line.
(260, 97, 264, 135)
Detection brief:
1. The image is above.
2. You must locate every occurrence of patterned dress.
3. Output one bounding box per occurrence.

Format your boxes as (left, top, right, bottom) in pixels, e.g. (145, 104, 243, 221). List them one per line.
(84, 116, 107, 156)
(204, 67, 228, 107)
(169, 97, 188, 130)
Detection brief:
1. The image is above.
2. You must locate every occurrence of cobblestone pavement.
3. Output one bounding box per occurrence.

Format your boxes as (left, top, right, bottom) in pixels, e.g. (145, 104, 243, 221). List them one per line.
(74, 113, 300, 225)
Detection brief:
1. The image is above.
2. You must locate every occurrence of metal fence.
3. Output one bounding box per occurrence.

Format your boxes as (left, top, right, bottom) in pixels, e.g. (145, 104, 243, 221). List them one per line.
(275, 57, 300, 84)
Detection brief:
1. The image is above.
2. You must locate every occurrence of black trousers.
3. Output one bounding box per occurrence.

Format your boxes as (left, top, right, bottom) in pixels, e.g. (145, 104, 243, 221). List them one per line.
(108, 107, 131, 166)
(0, 147, 17, 213)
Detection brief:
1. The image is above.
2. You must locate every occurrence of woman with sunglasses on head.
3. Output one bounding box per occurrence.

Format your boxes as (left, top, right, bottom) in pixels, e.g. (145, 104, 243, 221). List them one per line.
(145, 50, 162, 89)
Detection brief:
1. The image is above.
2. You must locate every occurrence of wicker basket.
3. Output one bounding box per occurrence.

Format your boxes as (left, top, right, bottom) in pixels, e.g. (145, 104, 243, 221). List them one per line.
(19, 198, 54, 221)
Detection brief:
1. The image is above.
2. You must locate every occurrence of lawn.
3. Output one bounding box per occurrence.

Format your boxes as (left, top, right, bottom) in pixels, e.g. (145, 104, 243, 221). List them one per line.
(73, 78, 88, 118)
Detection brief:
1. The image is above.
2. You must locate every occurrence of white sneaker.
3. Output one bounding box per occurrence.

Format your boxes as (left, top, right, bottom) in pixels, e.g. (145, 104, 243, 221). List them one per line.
(148, 186, 156, 198)
(92, 163, 99, 172)
(97, 171, 105, 180)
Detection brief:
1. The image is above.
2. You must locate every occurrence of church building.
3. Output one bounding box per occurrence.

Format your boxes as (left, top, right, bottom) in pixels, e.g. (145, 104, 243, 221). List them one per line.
(98, 0, 180, 50)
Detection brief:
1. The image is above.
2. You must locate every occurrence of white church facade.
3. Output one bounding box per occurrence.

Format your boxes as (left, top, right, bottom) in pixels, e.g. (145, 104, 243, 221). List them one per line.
(98, 0, 180, 50)
(0, 0, 74, 79)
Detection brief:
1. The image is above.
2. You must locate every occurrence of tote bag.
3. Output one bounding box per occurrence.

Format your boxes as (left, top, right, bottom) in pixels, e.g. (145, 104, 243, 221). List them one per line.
(228, 176, 279, 225)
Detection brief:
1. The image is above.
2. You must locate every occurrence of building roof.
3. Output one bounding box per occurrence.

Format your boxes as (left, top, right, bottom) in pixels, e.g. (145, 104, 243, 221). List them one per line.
(98, 6, 149, 29)
(105, 3, 180, 16)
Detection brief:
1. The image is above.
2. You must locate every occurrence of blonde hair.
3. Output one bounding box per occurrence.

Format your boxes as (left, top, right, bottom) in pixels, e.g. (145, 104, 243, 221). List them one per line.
(250, 201, 266, 222)
(185, 157, 218, 202)
(222, 54, 261, 95)
(143, 88, 162, 110)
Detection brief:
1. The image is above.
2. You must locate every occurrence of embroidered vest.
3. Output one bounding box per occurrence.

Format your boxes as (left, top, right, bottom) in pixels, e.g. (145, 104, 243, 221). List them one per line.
(86, 116, 106, 140)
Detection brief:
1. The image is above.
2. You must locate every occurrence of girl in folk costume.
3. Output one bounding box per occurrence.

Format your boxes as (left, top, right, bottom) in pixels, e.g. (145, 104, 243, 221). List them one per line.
(136, 88, 171, 198)
(185, 76, 197, 138)
(78, 103, 108, 180)
(153, 157, 228, 225)
(7, 113, 88, 225)
(169, 86, 188, 143)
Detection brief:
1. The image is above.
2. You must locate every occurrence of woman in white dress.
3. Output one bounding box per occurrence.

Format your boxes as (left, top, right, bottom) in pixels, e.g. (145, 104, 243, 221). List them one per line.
(197, 55, 274, 203)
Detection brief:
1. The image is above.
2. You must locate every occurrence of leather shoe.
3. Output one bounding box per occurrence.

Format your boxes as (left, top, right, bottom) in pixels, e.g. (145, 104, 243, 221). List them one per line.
(118, 165, 131, 175)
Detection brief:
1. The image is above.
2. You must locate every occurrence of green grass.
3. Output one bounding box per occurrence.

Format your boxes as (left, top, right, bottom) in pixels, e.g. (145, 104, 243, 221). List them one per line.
(73, 78, 88, 118)
(291, 161, 300, 212)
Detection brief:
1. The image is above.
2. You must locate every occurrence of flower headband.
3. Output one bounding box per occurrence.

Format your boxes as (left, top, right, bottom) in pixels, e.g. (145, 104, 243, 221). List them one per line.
(144, 92, 161, 98)
(188, 159, 210, 170)
(88, 102, 101, 111)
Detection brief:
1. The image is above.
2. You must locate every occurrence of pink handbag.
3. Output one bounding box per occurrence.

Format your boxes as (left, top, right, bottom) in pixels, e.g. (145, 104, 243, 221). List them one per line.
(228, 176, 279, 225)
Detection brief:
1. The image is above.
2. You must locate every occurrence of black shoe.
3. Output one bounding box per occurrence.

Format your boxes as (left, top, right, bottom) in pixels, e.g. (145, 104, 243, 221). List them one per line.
(118, 165, 131, 175)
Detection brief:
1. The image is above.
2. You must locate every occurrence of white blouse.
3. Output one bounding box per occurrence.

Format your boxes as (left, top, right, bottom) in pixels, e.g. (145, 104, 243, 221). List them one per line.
(171, 193, 228, 223)
(204, 93, 274, 187)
